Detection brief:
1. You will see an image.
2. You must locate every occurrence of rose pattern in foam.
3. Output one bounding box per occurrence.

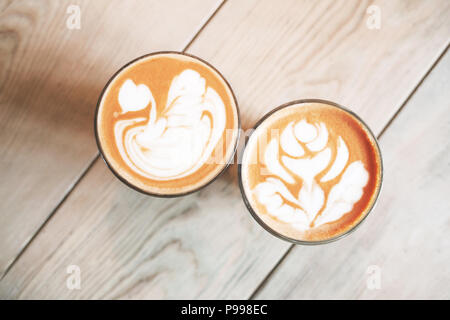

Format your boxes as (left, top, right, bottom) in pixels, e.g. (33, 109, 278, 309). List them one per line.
(114, 69, 226, 180)
(253, 120, 369, 230)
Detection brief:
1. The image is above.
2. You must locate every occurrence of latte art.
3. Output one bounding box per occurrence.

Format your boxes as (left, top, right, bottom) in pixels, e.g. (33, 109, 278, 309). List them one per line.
(240, 101, 382, 242)
(114, 70, 226, 180)
(254, 119, 369, 230)
(96, 52, 239, 196)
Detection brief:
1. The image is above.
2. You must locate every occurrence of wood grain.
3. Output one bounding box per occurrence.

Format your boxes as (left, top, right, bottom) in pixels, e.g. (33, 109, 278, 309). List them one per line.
(254, 48, 450, 300)
(0, 0, 223, 277)
(1, 0, 449, 299)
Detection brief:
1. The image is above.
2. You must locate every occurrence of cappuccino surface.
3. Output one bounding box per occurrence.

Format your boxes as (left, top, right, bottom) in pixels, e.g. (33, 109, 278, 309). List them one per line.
(96, 53, 239, 195)
(240, 102, 381, 242)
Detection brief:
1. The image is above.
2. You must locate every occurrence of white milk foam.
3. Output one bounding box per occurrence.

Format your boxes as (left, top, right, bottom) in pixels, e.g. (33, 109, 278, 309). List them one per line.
(114, 69, 226, 180)
(252, 119, 369, 230)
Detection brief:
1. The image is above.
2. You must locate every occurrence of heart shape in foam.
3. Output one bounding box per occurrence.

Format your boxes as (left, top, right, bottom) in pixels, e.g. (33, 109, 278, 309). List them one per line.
(118, 79, 151, 113)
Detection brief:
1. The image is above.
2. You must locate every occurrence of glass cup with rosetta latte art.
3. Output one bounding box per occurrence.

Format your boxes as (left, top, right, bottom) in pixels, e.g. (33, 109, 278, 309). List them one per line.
(95, 52, 240, 196)
(238, 100, 383, 244)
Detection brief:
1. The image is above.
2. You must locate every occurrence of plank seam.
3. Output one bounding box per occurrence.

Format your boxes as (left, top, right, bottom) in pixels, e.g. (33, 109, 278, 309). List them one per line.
(0, 154, 99, 281)
(183, 0, 228, 52)
(248, 245, 295, 300)
(377, 42, 449, 138)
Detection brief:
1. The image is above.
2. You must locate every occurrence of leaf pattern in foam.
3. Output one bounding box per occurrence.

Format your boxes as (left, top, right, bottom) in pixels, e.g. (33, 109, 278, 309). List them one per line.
(315, 161, 369, 227)
(264, 140, 295, 184)
(253, 178, 309, 227)
(298, 180, 325, 222)
(166, 69, 206, 109)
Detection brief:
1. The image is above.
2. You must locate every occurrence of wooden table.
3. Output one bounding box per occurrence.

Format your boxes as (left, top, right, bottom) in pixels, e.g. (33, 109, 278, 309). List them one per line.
(0, 0, 449, 299)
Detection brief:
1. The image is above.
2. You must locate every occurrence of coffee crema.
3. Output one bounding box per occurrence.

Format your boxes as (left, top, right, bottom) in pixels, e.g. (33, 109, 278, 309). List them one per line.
(96, 52, 239, 196)
(239, 101, 382, 242)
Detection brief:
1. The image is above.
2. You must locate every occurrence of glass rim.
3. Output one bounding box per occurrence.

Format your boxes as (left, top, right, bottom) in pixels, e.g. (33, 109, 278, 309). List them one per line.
(94, 51, 241, 198)
(237, 98, 384, 245)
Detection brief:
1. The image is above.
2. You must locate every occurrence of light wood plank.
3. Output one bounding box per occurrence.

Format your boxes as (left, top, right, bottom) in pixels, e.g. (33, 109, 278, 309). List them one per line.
(254, 49, 450, 300)
(0, 0, 223, 277)
(1, 0, 449, 299)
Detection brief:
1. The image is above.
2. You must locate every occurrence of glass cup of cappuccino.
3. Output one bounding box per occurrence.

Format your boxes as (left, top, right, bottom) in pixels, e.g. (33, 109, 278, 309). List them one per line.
(95, 52, 240, 197)
(238, 99, 383, 244)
